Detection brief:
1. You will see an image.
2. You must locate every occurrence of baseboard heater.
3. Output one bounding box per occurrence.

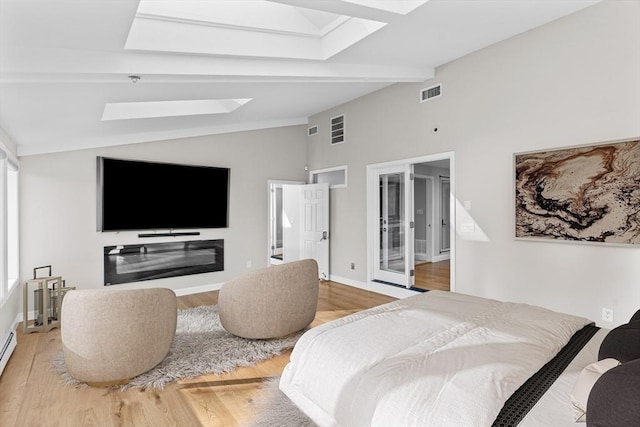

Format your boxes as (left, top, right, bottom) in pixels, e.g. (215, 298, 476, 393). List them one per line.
(138, 232, 201, 238)
(0, 329, 17, 376)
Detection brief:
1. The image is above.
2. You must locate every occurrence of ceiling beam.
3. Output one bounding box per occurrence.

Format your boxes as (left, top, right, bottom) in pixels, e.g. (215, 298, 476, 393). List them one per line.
(0, 48, 434, 83)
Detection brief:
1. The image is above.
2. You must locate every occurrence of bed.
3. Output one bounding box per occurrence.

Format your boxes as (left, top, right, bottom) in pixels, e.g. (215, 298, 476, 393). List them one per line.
(280, 290, 639, 426)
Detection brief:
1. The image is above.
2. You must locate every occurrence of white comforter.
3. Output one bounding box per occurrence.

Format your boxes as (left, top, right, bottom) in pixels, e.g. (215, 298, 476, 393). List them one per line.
(280, 291, 592, 427)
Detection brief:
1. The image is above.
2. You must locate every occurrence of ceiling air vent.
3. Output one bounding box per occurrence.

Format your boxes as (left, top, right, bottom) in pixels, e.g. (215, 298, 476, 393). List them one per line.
(308, 125, 318, 136)
(420, 84, 442, 102)
(330, 114, 345, 145)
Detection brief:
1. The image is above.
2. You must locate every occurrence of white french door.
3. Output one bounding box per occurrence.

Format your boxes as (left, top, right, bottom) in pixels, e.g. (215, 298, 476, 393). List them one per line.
(373, 165, 414, 287)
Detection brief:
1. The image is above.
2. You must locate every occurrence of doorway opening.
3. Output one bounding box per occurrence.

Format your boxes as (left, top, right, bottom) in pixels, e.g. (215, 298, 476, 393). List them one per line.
(267, 180, 303, 266)
(413, 160, 450, 292)
(366, 153, 454, 292)
(267, 180, 330, 280)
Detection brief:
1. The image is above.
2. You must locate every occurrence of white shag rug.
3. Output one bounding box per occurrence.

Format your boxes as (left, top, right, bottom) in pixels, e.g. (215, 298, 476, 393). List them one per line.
(52, 304, 304, 390)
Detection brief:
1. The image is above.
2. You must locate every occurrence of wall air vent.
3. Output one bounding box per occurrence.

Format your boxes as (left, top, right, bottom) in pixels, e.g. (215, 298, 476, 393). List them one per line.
(420, 84, 442, 102)
(308, 125, 318, 136)
(330, 114, 345, 145)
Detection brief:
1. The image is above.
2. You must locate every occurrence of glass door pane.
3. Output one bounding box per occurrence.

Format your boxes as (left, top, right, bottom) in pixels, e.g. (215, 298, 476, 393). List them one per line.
(380, 172, 405, 274)
(373, 164, 414, 287)
(440, 177, 450, 253)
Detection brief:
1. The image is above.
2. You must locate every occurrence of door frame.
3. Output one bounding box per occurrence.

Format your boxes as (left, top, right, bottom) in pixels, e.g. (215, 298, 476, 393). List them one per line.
(366, 152, 455, 292)
(267, 179, 304, 266)
(414, 174, 434, 263)
(439, 176, 451, 255)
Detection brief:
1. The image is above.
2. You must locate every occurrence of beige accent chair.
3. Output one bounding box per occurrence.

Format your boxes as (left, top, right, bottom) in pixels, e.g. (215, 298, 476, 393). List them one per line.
(61, 288, 177, 386)
(218, 259, 319, 339)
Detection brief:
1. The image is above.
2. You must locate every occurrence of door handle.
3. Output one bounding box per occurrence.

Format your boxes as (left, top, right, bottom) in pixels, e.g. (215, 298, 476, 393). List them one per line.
(320, 231, 328, 241)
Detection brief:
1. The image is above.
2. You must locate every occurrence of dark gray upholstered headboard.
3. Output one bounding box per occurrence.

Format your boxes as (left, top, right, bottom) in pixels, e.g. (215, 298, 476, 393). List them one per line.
(587, 310, 640, 426)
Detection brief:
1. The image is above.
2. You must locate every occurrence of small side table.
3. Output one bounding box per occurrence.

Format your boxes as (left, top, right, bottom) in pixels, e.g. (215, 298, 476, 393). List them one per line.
(22, 276, 75, 334)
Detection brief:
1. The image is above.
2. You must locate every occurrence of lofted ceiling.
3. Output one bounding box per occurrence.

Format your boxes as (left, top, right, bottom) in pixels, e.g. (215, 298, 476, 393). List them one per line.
(0, 0, 600, 156)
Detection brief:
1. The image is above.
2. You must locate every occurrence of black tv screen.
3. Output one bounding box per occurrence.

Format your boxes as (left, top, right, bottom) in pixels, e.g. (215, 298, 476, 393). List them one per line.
(97, 157, 229, 231)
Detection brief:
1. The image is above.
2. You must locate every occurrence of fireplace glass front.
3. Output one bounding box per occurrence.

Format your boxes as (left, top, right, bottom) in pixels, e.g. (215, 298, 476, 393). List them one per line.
(104, 239, 224, 286)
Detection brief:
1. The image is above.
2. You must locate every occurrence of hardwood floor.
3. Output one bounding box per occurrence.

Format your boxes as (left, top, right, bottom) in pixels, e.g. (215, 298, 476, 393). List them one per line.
(414, 259, 450, 292)
(0, 281, 395, 427)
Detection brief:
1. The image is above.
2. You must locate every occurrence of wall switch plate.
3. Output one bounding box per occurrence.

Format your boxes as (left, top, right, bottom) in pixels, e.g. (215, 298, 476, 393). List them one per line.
(602, 308, 614, 322)
(246, 260, 252, 269)
(464, 200, 471, 210)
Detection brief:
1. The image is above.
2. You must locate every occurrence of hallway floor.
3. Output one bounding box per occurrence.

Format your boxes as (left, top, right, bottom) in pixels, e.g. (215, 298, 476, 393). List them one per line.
(414, 259, 450, 292)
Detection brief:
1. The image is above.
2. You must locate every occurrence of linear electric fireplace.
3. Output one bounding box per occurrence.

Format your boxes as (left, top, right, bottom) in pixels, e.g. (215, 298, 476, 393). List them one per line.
(104, 239, 224, 286)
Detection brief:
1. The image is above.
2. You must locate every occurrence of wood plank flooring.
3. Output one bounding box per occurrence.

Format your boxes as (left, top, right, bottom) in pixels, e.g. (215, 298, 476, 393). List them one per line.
(414, 259, 450, 292)
(0, 281, 395, 427)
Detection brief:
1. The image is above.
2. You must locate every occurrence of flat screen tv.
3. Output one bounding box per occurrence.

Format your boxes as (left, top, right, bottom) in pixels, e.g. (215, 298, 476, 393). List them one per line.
(97, 157, 229, 231)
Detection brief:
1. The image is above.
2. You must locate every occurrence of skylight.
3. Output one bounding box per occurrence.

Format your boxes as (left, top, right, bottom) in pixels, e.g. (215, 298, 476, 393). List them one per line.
(125, 0, 388, 60)
(101, 99, 252, 121)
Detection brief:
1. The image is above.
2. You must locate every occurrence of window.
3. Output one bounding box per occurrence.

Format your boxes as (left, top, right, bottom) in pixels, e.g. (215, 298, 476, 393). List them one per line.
(310, 165, 348, 189)
(7, 167, 18, 288)
(0, 143, 19, 302)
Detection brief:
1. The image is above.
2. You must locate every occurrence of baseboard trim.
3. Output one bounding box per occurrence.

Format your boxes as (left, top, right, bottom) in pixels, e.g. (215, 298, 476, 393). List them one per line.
(170, 278, 418, 299)
(15, 276, 413, 323)
(12, 314, 21, 332)
(16, 283, 226, 322)
(328, 275, 418, 299)
(173, 282, 225, 297)
(432, 253, 450, 263)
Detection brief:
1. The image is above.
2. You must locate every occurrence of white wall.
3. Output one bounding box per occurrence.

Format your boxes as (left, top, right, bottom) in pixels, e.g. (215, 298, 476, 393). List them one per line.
(19, 126, 307, 311)
(306, 0, 640, 326)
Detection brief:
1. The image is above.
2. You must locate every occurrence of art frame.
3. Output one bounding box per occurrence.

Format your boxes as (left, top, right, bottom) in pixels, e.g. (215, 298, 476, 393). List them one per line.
(514, 137, 640, 246)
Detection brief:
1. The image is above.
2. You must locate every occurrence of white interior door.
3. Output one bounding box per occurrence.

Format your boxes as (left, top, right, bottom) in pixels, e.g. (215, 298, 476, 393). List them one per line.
(374, 165, 414, 287)
(282, 183, 330, 279)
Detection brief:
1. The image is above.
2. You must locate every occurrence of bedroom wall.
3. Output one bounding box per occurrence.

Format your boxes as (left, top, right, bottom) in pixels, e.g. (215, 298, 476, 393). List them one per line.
(18, 125, 307, 310)
(307, 0, 640, 326)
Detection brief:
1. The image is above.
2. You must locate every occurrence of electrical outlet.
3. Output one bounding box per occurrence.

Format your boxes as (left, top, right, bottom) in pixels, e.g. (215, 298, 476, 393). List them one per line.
(350, 262, 355, 270)
(246, 260, 252, 269)
(602, 308, 614, 322)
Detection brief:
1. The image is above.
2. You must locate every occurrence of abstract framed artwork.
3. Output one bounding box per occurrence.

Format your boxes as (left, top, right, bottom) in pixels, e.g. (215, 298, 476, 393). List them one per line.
(515, 138, 640, 245)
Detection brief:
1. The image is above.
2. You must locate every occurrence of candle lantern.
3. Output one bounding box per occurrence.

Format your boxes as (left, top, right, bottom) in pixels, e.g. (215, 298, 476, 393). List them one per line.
(23, 266, 75, 333)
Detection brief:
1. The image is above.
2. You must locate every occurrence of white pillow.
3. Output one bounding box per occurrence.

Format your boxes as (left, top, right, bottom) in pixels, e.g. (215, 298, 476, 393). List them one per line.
(570, 358, 620, 422)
